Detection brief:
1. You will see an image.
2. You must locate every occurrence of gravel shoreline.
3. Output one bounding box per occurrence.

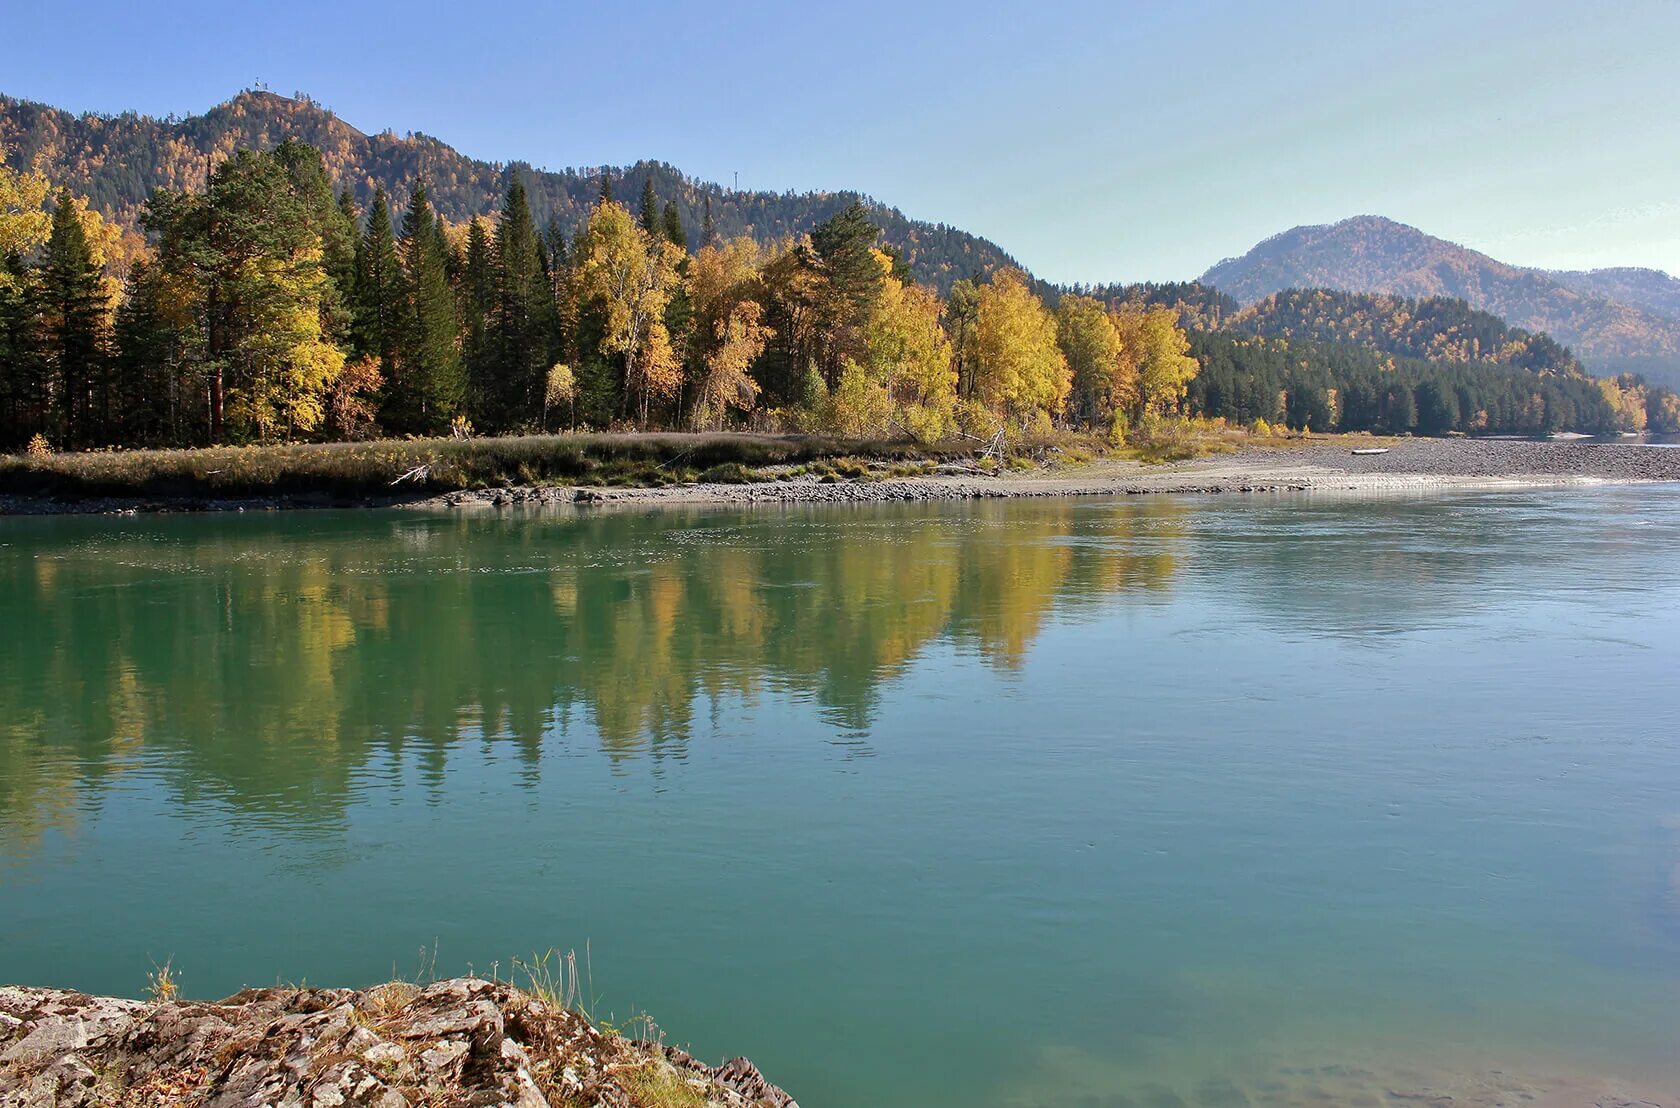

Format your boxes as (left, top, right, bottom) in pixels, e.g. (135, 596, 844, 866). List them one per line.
(421, 439, 1680, 510)
(3, 440, 1677, 516)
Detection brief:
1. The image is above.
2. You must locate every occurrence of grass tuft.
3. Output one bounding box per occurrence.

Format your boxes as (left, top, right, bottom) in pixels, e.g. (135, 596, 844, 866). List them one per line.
(618, 1061, 709, 1108)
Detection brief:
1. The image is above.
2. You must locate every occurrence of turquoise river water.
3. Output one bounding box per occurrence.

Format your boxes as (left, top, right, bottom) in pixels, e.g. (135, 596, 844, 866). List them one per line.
(3, 487, 1679, 1105)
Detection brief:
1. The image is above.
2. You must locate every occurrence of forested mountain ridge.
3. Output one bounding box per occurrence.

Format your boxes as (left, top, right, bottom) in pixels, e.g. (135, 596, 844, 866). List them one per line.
(0, 89, 1020, 294)
(1549, 266, 1680, 340)
(1226, 288, 1584, 376)
(1199, 216, 1680, 386)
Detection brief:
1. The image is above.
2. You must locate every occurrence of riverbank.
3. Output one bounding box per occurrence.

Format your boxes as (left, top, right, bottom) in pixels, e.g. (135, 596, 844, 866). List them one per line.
(3, 437, 1679, 515)
(0, 976, 796, 1108)
(421, 438, 1680, 510)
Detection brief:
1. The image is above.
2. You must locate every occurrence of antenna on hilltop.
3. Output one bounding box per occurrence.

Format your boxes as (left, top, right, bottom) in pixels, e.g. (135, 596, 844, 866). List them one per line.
(733, 171, 738, 192)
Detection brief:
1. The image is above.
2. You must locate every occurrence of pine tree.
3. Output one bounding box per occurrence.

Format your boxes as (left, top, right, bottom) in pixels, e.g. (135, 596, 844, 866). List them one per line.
(701, 195, 715, 247)
(39, 190, 110, 445)
(598, 172, 614, 206)
(461, 217, 495, 416)
(329, 189, 361, 337)
(390, 180, 464, 433)
(112, 258, 190, 445)
(805, 199, 884, 385)
(639, 177, 660, 236)
(0, 252, 45, 448)
(274, 141, 356, 344)
(662, 200, 687, 251)
(353, 187, 403, 371)
(485, 176, 555, 429)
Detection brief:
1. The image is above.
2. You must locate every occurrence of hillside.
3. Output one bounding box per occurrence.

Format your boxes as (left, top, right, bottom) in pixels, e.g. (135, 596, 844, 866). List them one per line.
(1227, 288, 1582, 376)
(0, 89, 1019, 293)
(1199, 216, 1680, 386)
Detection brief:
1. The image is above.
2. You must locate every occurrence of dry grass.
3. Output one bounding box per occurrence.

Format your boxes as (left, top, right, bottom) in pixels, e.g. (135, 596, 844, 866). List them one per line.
(0, 432, 974, 501)
(618, 1061, 710, 1108)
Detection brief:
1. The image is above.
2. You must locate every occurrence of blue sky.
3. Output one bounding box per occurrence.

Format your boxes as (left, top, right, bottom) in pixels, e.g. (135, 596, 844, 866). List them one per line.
(7, 0, 1677, 284)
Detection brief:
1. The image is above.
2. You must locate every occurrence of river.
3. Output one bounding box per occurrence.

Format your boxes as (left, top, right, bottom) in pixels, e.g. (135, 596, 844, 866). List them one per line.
(3, 488, 1678, 1105)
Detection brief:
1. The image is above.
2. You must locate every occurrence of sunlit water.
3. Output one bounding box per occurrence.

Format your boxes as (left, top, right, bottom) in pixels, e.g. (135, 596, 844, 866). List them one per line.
(3, 489, 1679, 1106)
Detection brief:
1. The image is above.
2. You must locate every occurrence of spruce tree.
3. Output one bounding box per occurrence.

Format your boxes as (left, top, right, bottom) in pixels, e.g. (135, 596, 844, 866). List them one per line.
(275, 141, 355, 344)
(806, 199, 884, 385)
(461, 217, 495, 419)
(390, 180, 464, 433)
(639, 177, 659, 236)
(112, 259, 189, 445)
(39, 191, 110, 445)
(0, 253, 45, 448)
(662, 200, 687, 250)
(598, 173, 614, 206)
(353, 187, 402, 370)
(701, 195, 715, 247)
(486, 176, 555, 429)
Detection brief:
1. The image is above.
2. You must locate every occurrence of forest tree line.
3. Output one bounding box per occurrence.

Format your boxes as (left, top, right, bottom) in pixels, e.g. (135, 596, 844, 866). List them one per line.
(3, 137, 1673, 454)
(0, 140, 1197, 450)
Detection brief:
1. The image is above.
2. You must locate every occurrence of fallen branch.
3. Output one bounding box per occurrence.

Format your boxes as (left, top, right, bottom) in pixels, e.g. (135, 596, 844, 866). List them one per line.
(390, 464, 431, 486)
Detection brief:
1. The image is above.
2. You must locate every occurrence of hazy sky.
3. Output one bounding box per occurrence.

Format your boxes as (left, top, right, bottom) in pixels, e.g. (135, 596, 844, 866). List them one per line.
(7, 0, 1677, 284)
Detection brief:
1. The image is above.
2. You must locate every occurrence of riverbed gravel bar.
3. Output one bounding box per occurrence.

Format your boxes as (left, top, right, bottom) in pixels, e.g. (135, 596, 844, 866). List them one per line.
(3, 439, 1677, 515)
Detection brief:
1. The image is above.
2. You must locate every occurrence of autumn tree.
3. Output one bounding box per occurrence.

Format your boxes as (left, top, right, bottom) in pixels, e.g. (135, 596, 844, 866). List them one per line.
(863, 262, 956, 441)
(1056, 294, 1127, 431)
(966, 269, 1068, 431)
(0, 153, 51, 446)
(574, 199, 683, 425)
(0, 153, 51, 262)
(144, 147, 343, 441)
(944, 278, 981, 401)
(1112, 306, 1197, 419)
(685, 237, 768, 429)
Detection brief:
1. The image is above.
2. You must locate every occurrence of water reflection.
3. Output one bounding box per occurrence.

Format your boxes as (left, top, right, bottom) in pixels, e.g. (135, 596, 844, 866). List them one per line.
(2, 500, 1187, 852)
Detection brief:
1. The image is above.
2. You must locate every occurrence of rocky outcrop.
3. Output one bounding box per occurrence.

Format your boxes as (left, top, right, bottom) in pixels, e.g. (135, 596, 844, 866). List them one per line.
(0, 978, 797, 1108)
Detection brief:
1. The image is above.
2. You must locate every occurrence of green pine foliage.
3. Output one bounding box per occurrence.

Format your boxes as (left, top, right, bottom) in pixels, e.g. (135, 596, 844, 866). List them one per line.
(390, 180, 464, 434)
(354, 187, 403, 369)
(39, 190, 110, 445)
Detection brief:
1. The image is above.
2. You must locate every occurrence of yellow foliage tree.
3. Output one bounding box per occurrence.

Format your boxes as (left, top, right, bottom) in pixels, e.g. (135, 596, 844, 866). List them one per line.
(1056, 294, 1129, 428)
(865, 270, 956, 441)
(687, 238, 770, 429)
(1112, 306, 1198, 417)
(966, 269, 1069, 430)
(575, 201, 683, 425)
(0, 151, 52, 285)
(1599, 377, 1648, 433)
(227, 249, 345, 440)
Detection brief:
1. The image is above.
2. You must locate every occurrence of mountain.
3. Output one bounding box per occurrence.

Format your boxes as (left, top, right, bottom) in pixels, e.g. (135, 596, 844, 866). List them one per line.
(0, 89, 1019, 293)
(1200, 216, 1680, 387)
(1227, 288, 1582, 376)
(1551, 266, 1680, 324)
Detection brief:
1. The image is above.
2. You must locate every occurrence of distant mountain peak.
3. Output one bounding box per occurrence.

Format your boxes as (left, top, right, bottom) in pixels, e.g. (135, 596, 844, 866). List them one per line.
(1200, 215, 1680, 385)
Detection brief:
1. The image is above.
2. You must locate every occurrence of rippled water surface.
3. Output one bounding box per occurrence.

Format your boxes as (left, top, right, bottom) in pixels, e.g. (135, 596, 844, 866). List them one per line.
(4, 489, 1679, 1106)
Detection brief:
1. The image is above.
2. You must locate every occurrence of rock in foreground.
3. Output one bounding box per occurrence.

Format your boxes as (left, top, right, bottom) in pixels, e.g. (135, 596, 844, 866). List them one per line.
(0, 977, 796, 1108)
